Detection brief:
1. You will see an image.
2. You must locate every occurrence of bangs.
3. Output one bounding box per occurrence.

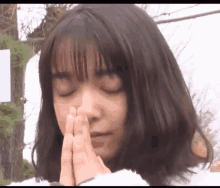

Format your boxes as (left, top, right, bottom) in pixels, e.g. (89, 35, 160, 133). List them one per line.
(51, 37, 115, 82)
(48, 9, 129, 83)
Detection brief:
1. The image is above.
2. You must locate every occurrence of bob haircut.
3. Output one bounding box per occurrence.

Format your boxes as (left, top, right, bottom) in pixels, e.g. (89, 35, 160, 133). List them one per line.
(32, 4, 213, 186)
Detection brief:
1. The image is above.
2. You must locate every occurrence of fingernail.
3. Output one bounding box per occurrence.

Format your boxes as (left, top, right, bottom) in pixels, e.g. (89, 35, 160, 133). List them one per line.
(77, 107, 84, 117)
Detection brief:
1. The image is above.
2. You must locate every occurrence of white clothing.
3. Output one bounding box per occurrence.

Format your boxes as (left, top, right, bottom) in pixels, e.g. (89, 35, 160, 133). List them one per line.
(7, 164, 220, 186)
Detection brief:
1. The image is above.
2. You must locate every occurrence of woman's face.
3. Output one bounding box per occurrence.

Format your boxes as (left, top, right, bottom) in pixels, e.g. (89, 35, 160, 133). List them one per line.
(52, 44, 127, 163)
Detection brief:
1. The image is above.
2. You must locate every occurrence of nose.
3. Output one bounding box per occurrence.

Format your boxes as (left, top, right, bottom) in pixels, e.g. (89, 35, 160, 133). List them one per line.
(74, 86, 101, 125)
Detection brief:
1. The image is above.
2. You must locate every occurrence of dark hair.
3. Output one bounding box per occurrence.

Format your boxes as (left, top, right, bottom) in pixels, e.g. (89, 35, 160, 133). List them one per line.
(32, 4, 213, 186)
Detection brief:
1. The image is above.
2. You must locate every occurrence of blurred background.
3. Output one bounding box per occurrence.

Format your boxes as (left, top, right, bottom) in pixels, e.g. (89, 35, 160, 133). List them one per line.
(0, 4, 220, 185)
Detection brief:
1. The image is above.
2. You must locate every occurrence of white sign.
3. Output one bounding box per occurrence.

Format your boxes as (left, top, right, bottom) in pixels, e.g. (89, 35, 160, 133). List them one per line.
(0, 49, 11, 102)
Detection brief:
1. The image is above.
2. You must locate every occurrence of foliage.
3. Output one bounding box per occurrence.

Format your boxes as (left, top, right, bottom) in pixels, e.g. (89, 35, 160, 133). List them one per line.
(0, 159, 36, 185)
(0, 32, 32, 68)
(0, 32, 32, 182)
(22, 159, 36, 180)
(0, 102, 21, 142)
(0, 170, 11, 186)
(0, 32, 32, 140)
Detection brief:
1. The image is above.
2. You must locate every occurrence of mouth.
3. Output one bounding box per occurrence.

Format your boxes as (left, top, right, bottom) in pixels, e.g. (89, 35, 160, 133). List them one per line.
(90, 132, 112, 138)
(90, 132, 112, 147)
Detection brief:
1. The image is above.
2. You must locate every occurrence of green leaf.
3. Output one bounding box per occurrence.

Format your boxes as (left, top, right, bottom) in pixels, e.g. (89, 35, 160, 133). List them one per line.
(0, 33, 32, 68)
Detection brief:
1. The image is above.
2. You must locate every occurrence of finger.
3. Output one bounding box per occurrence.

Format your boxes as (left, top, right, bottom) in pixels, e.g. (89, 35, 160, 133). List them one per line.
(59, 106, 76, 186)
(82, 115, 92, 145)
(76, 107, 90, 143)
(74, 106, 85, 135)
(73, 108, 100, 184)
(82, 115, 96, 159)
(76, 109, 97, 160)
(60, 134, 74, 186)
(72, 135, 91, 185)
(74, 116, 84, 135)
(69, 104, 77, 116)
(76, 106, 84, 117)
(72, 135, 87, 164)
(72, 115, 92, 165)
(77, 111, 100, 168)
(81, 115, 104, 173)
(73, 135, 104, 185)
(65, 106, 76, 135)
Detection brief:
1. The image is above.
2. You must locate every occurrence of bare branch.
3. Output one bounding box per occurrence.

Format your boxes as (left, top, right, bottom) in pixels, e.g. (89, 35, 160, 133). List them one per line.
(2, 23, 17, 33)
(26, 37, 45, 42)
(10, 4, 17, 19)
(0, 17, 16, 27)
(140, 4, 148, 11)
(175, 32, 193, 60)
(24, 102, 40, 121)
(16, 141, 34, 150)
(20, 9, 220, 43)
(180, 54, 194, 68)
(156, 9, 220, 24)
(166, 25, 180, 43)
(153, 4, 199, 19)
(0, 14, 17, 23)
(156, 5, 161, 16)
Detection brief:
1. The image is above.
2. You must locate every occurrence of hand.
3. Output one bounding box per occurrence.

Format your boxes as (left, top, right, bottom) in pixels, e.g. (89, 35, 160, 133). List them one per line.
(59, 106, 111, 186)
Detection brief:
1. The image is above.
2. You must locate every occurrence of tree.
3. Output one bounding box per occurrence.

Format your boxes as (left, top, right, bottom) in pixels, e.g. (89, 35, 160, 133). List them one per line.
(1, 5, 73, 184)
(0, 4, 32, 183)
(187, 74, 220, 164)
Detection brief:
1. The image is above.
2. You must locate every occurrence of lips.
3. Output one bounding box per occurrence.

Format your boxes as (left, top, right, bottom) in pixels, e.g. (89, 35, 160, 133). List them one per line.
(90, 132, 112, 137)
(90, 132, 112, 147)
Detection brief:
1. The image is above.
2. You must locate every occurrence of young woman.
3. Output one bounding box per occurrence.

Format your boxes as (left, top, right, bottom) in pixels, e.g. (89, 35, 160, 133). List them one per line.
(8, 4, 214, 186)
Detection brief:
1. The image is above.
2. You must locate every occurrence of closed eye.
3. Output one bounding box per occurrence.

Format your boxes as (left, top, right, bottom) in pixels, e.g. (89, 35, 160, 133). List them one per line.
(52, 71, 124, 97)
(59, 90, 76, 97)
(99, 74, 124, 94)
(58, 86, 123, 98)
(52, 72, 76, 97)
(52, 72, 70, 80)
(100, 86, 123, 94)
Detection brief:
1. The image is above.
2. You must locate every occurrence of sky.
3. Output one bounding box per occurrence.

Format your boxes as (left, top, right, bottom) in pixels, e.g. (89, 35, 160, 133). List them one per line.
(16, 4, 220, 167)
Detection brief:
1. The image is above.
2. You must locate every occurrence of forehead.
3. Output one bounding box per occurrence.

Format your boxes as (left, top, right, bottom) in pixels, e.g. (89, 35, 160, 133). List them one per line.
(51, 38, 109, 76)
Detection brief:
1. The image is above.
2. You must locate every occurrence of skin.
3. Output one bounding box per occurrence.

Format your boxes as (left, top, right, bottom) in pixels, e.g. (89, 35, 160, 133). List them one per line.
(59, 106, 111, 185)
(52, 44, 127, 164)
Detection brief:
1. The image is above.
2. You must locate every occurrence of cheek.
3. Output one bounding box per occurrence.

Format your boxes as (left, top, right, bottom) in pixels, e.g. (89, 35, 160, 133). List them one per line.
(54, 101, 69, 135)
(111, 95, 127, 120)
(108, 95, 127, 132)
